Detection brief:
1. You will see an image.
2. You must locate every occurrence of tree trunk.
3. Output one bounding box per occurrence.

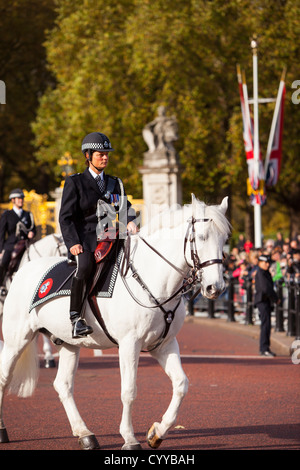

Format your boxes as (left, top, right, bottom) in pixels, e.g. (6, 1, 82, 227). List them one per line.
(290, 206, 300, 239)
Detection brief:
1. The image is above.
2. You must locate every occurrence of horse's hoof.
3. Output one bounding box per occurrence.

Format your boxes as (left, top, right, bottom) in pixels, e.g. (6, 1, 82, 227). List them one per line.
(0, 428, 9, 443)
(122, 443, 143, 450)
(44, 359, 56, 368)
(147, 424, 163, 449)
(78, 434, 100, 450)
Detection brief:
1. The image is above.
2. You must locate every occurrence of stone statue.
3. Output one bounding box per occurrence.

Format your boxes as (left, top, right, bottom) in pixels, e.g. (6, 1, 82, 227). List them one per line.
(140, 107, 182, 218)
(142, 106, 178, 154)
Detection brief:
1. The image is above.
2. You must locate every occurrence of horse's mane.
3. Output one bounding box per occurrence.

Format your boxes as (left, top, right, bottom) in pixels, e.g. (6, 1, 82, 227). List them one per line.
(140, 198, 231, 238)
(204, 203, 231, 238)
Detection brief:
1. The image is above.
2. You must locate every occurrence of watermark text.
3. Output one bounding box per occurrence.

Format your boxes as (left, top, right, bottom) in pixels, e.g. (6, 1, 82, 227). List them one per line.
(291, 80, 300, 104)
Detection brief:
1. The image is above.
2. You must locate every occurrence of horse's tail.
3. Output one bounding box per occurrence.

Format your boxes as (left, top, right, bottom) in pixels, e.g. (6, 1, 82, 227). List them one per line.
(0, 338, 40, 398)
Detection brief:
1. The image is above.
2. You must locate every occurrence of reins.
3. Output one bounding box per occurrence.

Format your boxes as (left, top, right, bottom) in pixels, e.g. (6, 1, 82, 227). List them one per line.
(118, 217, 223, 351)
(25, 234, 66, 263)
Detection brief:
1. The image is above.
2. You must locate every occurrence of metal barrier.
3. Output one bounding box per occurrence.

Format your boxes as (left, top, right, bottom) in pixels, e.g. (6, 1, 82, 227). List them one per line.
(186, 276, 300, 340)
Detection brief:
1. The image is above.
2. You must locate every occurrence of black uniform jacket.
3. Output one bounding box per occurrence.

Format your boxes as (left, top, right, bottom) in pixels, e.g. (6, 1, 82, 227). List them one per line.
(59, 168, 136, 252)
(0, 209, 36, 252)
(254, 267, 278, 306)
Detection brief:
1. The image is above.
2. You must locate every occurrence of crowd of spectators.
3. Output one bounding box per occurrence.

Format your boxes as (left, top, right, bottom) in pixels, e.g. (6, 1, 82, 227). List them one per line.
(224, 232, 300, 295)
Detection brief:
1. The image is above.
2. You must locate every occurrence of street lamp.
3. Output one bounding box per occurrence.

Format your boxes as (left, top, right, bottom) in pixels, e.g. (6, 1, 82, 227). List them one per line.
(57, 152, 77, 184)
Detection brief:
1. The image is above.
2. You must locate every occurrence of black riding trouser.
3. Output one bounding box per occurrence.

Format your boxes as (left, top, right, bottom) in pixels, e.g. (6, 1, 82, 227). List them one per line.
(257, 301, 272, 353)
(74, 251, 96, 281)
(0, 250, 12, 285)
(70, 251, 96, 317)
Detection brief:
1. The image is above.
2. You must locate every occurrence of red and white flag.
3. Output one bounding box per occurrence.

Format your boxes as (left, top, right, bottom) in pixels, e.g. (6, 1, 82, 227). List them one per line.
(265, 78, 285, 186)
(237, 66, 263, 190)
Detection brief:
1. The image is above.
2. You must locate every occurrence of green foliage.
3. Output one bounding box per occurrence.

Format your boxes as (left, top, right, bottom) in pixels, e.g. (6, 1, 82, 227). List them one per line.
(2, 0, 300, 235)
(0, 0, 56, 199)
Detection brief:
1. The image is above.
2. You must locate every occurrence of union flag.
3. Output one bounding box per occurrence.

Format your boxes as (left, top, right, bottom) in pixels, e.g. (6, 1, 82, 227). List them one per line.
(265, 77, 286, 187)
(237, 65, 263, 191)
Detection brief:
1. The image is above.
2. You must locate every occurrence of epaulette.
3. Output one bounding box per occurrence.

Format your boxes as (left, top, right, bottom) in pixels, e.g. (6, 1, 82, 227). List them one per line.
(106, 174, 118, 180)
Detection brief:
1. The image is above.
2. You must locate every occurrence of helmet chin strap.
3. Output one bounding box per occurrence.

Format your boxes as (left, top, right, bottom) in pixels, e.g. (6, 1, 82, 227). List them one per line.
(88, 150, 103, 173)
(90, 161, 103, 173)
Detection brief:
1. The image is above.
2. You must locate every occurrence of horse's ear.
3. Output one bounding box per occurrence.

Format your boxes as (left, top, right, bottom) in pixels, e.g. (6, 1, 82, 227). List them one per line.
(219, 196, 228, 214)
(191, 193, 197, 205)
(191, 193, 197, 214)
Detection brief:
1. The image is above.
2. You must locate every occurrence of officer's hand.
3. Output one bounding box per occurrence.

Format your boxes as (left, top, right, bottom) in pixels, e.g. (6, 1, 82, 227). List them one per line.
(70, 244, 83, 256)
(127, 221, 139, 234)
(27, 231, 35, 239)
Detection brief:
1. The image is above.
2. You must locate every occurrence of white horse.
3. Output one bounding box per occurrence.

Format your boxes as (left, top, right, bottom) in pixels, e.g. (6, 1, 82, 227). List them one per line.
(0, 234, 67, 367)
(0, 196, 230, 450)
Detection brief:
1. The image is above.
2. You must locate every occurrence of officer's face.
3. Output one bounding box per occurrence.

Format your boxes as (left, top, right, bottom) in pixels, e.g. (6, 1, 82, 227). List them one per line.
(90, 151, 109, 172)
(259, 260, 270, 271)
(12, 197, 24, 209)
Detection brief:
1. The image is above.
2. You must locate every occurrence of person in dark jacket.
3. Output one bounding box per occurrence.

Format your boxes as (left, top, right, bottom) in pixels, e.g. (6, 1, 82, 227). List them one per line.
(254, 254, 278, 356)
(0, 188, 36, 286)
(59, 131, 138, 338)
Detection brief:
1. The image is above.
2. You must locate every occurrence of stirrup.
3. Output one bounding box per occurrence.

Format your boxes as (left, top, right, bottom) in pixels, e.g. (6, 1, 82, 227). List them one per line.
(0, 286, 7, 297)
(72, 317, 93, 338)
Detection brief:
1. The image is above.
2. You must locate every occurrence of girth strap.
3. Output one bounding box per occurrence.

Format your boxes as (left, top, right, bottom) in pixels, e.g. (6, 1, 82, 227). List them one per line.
(87, 294, 179, 353)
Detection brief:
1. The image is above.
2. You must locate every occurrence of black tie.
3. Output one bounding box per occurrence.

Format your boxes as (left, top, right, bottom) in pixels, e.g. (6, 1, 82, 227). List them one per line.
(95, 175, 105, 194)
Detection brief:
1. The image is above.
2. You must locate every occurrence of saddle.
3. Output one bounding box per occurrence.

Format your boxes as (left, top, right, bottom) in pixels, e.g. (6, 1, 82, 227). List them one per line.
(30, 229, 123, 311)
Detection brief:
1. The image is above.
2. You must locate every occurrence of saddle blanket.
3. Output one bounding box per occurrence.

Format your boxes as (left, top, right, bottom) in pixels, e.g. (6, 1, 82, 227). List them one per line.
(29, 247, 123, 312)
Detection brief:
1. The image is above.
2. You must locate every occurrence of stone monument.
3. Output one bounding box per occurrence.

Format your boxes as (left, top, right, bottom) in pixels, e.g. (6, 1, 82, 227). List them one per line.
(140, 106, 183, 222)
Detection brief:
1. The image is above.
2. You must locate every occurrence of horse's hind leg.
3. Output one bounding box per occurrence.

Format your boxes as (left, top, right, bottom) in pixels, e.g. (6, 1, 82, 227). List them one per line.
(53, 344, 100, 450)
(0, 341, 16, 443)
(0, 332, 37, 443)
(42, 334, 56, 368)
(147, 338, 188, 449)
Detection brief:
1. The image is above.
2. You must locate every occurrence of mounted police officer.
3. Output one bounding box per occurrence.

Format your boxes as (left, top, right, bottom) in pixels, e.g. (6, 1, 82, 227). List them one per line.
(0, 188, 36, 287)
(59, 132, 138, 339)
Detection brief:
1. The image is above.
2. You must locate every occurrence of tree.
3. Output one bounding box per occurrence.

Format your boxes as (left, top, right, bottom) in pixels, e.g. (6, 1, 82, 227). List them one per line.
(0, 0, 56, 200)
(32, 0, 300, 236)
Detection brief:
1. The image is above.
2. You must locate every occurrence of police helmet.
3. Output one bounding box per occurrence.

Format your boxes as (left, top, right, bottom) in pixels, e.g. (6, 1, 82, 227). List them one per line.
(81, 132, 114, 155)
(9, 188, 25, 200)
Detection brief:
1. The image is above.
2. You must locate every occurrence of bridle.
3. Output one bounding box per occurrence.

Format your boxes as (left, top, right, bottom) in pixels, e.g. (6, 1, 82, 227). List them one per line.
(184, 216, 223, 271)
(119, 216, 223, 351)
(121, 216, 223, 308)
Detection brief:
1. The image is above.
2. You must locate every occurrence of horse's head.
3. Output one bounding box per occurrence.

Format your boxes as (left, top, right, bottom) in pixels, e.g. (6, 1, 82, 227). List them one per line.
(189, 195, 230, 299)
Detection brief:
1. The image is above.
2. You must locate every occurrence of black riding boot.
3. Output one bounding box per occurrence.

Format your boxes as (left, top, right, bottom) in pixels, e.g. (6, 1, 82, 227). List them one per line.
(0, 265, 6, 286)
(69, 277, 93, 338)
(0, 265, 7, 296)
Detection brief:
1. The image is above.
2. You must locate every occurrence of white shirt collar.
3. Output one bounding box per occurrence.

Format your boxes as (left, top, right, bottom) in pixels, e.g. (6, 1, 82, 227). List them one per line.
(89, 168, 104, 180)
(13, 206, 23, 218)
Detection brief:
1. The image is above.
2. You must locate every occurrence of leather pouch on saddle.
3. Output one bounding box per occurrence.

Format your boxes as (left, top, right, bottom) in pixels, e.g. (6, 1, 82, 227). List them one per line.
(94, 227, 119, 264)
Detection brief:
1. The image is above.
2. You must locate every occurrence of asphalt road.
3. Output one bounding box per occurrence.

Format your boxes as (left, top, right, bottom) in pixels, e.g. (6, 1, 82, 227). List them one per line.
(0, 317, 299, 453)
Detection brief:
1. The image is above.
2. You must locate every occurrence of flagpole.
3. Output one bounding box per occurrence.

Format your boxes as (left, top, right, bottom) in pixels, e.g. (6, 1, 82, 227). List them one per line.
(251, 37, 262, 249)
(264, 68, 286, 177)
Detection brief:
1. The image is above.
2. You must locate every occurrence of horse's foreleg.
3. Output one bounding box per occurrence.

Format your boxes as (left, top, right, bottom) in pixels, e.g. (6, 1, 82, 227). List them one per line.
(147, 338, 188, 449)
(118, 337, 142, 450)
(53, 344, 100, 450)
